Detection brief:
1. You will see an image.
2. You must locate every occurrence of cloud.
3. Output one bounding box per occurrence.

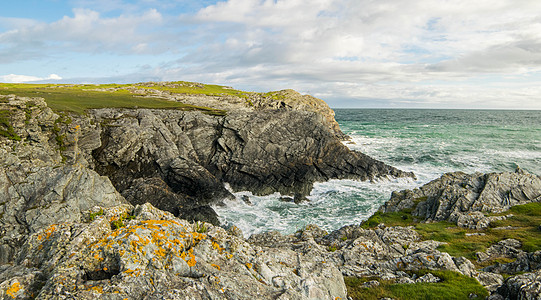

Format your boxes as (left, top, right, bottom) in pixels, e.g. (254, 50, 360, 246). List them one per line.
(2, 0, 541, 108)
(0, 8, 167, 63)
(1, 73, 62, 83)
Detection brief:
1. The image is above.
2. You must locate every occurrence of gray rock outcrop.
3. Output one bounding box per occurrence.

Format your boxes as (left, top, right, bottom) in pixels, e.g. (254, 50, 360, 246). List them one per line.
(0, 96, 127, 266)
(63, 89, 412, 223)
(381, 168, 541, 228)
(493, 270, 541, 300)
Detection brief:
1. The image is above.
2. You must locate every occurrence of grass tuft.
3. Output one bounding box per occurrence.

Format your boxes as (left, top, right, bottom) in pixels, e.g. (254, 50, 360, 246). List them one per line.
(345, 270, 489, 300)
(0, 109, 22, 141)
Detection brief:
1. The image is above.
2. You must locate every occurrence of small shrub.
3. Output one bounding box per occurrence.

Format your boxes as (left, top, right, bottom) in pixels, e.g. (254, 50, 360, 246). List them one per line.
(111, 219, 125, 230)
(194, 221, 208, 233)
(89, 209, 104, 221)
(110, 212, 135, 230)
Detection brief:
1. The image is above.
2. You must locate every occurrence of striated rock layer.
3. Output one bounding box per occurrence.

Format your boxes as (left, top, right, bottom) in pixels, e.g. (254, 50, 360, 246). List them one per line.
(23, 87, 411, 224)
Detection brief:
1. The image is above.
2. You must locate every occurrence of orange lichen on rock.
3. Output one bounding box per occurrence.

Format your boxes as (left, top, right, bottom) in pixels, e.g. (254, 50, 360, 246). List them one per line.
(37, 224, 57, 241)
(6, 282, 21, 298)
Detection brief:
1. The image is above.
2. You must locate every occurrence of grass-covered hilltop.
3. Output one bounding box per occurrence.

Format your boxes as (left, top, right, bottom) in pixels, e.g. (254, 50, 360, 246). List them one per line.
(0, 81, 540, 299)
(0, 81, 250, 115)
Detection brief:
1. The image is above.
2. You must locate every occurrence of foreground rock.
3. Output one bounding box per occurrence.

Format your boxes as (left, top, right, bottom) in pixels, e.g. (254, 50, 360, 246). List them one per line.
(0, 203, 347, 299)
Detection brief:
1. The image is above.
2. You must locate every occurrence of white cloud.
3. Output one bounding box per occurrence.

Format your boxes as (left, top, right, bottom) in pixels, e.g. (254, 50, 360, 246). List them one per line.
(2, 0, 541, 108)
(1, 74, 62, 83)
(0, 8, 166, 62)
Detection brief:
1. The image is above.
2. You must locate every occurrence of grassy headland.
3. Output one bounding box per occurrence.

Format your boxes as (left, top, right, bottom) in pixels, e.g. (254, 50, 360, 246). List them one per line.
(0, 82, 237, 115)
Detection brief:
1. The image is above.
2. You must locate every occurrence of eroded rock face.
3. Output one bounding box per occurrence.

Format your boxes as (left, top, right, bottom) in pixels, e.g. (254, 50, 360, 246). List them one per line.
(381, 168, 541, 228)
(85, 101, 412, 221)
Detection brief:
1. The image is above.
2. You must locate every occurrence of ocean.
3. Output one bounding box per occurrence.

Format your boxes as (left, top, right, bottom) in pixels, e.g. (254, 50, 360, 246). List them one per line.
(214, 109, 541, 237)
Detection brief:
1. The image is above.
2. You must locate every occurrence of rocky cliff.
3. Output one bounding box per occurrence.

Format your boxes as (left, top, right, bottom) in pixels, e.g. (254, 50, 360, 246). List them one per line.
(0, 86, 411, 282)
(0, 84, 412, 226)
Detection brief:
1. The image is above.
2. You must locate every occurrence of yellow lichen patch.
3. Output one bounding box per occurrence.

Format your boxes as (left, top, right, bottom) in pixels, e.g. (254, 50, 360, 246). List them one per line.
(154, 247, 167, 258)
(37, 224, 57, 241)
(211, 264, 221, 270)
(192, 232, 206, 242)
(6, 282, 21, 298)
(85, 218, 215, 277)
(245, 263, 253, 269)
(88, 286, 103, 294)
(185, 249, 197, 267)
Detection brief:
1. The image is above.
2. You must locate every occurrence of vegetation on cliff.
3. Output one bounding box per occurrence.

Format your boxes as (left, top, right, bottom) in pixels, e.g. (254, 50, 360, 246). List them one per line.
(0, 82, 236, 115)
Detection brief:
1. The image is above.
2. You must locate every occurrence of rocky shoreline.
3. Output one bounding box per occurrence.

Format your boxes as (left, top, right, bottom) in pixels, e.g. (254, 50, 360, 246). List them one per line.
(1, 88, 540, 299)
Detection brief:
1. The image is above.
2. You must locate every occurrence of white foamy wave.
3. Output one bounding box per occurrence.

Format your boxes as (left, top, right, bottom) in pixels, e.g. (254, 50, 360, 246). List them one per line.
(214, 109, 541, 237)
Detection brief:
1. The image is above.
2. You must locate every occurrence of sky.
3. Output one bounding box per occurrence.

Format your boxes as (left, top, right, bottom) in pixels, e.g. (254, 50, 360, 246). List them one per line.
(1, 0, 541, 109)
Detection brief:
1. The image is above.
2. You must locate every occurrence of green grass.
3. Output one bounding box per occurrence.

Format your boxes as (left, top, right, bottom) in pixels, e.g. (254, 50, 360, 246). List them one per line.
(138, 81, 252, 99)
(345, 270, 489, 300)
(361, 210, 415, 229)
(361, 202, 541, 263)
(0, 83, 227, 115)
(0, 109, 22, 141)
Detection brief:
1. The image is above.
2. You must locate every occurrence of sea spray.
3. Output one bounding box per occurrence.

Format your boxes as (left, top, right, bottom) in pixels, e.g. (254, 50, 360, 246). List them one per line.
(215, 109, 541, 236)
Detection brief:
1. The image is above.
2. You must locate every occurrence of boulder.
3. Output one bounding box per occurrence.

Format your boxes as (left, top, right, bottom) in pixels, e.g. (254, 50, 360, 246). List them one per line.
(494, 270, 541, 300)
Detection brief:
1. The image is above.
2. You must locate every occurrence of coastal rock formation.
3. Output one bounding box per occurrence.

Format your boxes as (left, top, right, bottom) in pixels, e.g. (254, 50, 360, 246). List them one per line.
(0, 91, 413, 298)
(50, 89, 411, 223)
(381, 168, 541, 228)
(4, 90, 541, 299)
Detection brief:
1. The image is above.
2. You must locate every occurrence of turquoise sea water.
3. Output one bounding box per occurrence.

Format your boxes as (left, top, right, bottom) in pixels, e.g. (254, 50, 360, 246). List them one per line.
(214, 109, 541, 236)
